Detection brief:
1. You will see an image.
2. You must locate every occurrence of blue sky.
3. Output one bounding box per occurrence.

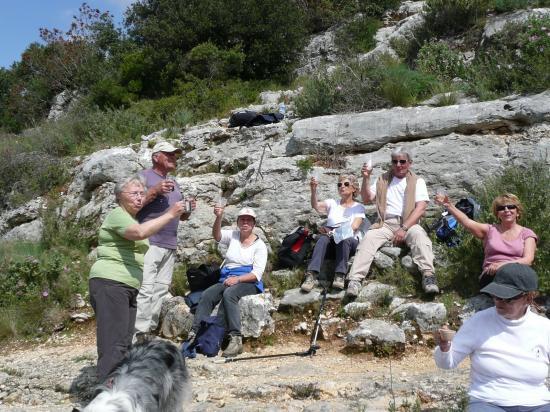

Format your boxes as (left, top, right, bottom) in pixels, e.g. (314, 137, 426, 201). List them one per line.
(0, 0, 135, 69)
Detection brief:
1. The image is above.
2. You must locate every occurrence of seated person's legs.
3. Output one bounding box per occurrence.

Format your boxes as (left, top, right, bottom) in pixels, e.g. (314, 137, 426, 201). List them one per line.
(332, 237, 358, 290)
(190, 283, 225, 336)
(346, 226, 393, 297)
(302, 234, 333, 292)
(404, 224, 439, 293)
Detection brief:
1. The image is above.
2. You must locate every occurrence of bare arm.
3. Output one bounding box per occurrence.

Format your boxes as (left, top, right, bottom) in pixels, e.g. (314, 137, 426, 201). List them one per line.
(434, 195, 489, 239)
(123, 201, 185, 240)
(142, 180, 176, 206)
(360, 164, 374, 204)
(351, 216, 363, 232)
(212, 206, 223, 241)
(310, 177, 327, 214)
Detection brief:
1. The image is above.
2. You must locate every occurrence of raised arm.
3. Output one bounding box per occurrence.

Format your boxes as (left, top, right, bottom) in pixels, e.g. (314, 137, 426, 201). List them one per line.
(310, 177, 327, 214)
(212, 205, 224, 242)
(124, 201, 185, 240)
(434, 195, 489, 239)
(360, 164, 375, 204)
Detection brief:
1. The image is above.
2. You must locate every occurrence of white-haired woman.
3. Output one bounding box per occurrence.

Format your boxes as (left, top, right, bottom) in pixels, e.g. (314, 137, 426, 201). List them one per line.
(188, 206, 268, 358)
(89, 175, 185, 382)
(301, 174, 366, 293)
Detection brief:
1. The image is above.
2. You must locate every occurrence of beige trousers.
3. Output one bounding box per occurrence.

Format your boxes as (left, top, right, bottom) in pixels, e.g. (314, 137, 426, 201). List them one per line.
(348, 217, 434, 282)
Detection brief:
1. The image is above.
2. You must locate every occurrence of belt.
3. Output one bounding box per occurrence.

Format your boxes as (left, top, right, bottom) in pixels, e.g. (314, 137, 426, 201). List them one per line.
(385, 214, 402, 220)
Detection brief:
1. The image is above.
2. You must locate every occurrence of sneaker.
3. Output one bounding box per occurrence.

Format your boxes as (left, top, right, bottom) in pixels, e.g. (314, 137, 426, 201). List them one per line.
(301, 272, 317, 293)
(222, 335, 243, 358)
(422, 274, 440, 294)
(332, 273, 345, 290)
(346, 280, 361, 298)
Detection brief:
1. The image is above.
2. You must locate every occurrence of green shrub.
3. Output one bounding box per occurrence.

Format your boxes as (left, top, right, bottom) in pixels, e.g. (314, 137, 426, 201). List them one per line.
(417, 41, 466, 81)
(467, 17, 550, 98)
(438, 161, 550, 296)
(186, 42, 244, 80)
(295, 76, 335, 117)
(424, 0, 491, 37)
(335, 16, 381, 56)
(375, 63, 437, 107)
(296, 158, 314, 175)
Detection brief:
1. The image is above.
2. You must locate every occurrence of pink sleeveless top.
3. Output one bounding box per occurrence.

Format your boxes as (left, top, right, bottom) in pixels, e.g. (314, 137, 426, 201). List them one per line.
(482, 225, 538, 272)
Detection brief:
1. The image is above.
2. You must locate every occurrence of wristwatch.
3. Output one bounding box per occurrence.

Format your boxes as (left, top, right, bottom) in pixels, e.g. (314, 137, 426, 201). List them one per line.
(400, 224, 408, 231)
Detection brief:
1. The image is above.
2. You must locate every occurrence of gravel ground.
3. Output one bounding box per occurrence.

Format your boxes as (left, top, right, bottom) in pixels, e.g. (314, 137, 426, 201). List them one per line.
(0, 324, 470, 411)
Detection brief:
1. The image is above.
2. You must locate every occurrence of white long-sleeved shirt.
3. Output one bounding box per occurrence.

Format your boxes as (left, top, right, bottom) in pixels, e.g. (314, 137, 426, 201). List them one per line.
(434, 306, 550, 407)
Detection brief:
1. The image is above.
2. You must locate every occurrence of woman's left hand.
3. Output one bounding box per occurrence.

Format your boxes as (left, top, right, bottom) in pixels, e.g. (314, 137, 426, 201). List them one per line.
(485, 261, 505, 275)
(224, 276, 241, 287)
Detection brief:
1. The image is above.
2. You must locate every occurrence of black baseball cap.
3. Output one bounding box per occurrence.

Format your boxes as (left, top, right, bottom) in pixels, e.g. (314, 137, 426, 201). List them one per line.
(480, 263, 538, 299)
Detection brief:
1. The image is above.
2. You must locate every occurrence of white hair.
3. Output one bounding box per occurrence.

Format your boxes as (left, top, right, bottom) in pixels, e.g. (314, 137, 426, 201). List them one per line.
(391, 147, 412, 162)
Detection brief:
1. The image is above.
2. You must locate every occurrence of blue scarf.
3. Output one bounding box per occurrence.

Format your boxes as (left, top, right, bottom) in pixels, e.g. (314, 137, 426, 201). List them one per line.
(219, 265, 264, 292)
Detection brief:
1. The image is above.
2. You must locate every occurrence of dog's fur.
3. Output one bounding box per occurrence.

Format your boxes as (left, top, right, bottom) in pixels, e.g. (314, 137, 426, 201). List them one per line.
(83, 339, 190, 412)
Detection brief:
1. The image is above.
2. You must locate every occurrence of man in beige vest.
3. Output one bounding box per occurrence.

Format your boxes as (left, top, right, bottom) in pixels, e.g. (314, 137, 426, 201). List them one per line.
(346, 147, 439, 298)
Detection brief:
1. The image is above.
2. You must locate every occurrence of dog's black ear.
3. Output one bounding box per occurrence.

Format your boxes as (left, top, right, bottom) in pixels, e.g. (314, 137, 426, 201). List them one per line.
(72, 408, 81, 412)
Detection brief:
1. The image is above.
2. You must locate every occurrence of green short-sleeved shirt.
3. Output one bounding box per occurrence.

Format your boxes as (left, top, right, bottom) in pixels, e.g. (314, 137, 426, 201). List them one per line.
(89, 207, 149, 289)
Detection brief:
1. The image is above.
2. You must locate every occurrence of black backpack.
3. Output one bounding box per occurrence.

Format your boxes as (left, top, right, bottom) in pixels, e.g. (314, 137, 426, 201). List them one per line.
(186, 263, 221, 292)
(229, 110, 284, 128)
(277, 227, 313, 269)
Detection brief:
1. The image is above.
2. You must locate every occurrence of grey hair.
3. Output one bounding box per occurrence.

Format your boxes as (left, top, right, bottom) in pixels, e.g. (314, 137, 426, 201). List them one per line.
(114, 174, 146, 203)
(338, 174, 360, 199)
(391, 147, 412, 162)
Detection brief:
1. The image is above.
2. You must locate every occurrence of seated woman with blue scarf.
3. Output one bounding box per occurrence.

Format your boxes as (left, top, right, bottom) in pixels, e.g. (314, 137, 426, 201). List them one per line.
(189, 206, 267, 358)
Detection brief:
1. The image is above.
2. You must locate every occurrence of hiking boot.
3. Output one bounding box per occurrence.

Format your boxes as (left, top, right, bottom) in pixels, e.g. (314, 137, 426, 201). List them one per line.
(346, 280, 361, 298)
(186, 329, 196, 343)
(332, 273, 345, 290)
(301, 272, 317, 293)
(222, 335, 243, 358)
(422, 274, 440, 294)
(134, 332, 153, 345)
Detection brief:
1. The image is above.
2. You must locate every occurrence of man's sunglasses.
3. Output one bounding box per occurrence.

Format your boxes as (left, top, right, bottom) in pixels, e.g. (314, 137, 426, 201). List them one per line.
(495, 204, 517, 212)
(391, 159, 407, 165)
(491, 293, 525, 303)
(337, 182, 351, 188)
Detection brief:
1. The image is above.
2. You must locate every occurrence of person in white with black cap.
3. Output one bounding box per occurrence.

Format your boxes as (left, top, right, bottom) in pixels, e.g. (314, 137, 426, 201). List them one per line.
(188, 206, 268, 358)
(434, 263, 550, 412)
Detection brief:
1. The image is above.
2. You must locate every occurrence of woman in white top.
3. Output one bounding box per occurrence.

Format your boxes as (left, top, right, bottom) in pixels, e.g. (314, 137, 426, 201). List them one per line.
(189, 206, 267, 358)
(301, 174, 366, 293)
(434, 264, 550, 411)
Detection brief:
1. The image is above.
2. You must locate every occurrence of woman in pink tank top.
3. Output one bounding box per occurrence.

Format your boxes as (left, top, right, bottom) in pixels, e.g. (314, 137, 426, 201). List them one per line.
(434, 193, 538, 288)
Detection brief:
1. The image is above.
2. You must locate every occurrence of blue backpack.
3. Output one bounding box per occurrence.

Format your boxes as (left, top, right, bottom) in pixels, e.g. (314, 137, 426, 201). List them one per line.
(182, 316, 225, 358)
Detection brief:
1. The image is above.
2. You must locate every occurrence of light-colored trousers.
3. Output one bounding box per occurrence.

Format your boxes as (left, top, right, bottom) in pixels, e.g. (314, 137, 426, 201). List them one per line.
(134, 245, 176, 334)
(348, 217, 434, 282)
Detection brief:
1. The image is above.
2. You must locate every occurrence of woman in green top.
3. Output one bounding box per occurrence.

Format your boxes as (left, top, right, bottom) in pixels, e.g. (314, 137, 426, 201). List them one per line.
(89, 175, 185, 382)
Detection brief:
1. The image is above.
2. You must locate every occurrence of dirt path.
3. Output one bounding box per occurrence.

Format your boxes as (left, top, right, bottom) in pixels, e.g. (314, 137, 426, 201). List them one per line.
(0, 325, 470, 411)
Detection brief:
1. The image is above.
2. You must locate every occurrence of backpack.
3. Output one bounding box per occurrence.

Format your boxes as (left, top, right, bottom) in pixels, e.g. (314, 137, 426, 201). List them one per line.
(186, 263, 221, 292)
(277, 226, 313, 269)
(229, 110, 258, 128)
(181, 316, 225, 358)
(430, 198, 480, 247)
(229, 110, 284, 128)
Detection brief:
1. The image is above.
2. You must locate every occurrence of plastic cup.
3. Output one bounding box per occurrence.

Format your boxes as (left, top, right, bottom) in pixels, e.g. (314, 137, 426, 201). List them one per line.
(216, 195, 227, 208)
(439, 328, 456, 342)
(365, 156, 373, 171)
(184, 196, 193, 213)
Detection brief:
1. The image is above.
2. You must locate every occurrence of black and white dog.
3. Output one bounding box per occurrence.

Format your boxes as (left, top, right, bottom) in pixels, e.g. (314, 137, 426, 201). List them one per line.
(83, 339, 190, 412)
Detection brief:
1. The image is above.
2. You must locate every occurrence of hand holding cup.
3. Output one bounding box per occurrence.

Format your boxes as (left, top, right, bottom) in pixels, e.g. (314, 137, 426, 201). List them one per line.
(435, 324, 455, 352)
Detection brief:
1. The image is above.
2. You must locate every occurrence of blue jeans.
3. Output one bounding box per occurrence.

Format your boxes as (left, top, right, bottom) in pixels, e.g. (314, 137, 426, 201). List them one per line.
(469, 399, 550, 412)
(307, 234, 358, 275)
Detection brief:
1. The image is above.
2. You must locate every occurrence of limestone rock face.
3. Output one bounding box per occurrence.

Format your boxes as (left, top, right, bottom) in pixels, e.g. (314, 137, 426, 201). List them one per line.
(391, 302, 447, 332)
(239, 293, 277, 338)
(346, 319, 406, 351)
(483, 8, 550, 40)
(288, 92, 550, 155)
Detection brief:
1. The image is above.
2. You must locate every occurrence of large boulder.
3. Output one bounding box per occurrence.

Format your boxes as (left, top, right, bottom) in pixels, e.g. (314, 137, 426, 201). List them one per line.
(287, 92, 550, 155)
(346, 319, 406, 353)
(391, 302, 447, 332)
(483, 8, 550, 40)
(240, 293, 277, 338)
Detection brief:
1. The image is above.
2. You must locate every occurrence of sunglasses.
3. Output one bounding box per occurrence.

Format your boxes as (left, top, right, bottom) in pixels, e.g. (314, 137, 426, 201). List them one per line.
(337, 182, 351, 188)
(391, 159, 407, 165)
(496, 204, 517, 212)
(491, 293, 525, 303)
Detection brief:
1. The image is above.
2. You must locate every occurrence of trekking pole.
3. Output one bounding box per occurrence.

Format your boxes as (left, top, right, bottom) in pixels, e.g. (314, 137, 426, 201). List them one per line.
(224, 287, 329, 363)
